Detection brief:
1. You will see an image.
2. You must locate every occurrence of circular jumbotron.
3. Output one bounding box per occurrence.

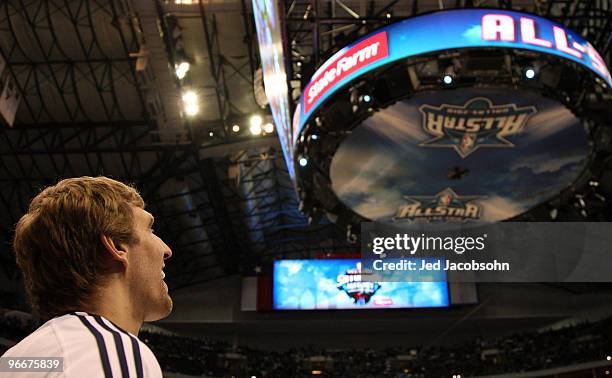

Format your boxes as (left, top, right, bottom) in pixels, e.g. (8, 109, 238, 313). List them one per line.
(330, 88, 589, 223)
(292, 8, 612, 231)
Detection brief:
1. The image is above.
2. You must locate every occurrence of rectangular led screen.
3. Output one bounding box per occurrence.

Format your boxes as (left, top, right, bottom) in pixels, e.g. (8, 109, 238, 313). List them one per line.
(273, 259, 449, 310)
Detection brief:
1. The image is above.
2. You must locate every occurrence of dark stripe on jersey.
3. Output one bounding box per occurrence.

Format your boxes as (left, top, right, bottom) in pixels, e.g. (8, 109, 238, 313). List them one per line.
(70, 312, 144, 378)
(129, 333, 144, 378)
(100, 317, 144, 378)
(75, 315, 113, 377)
(93, 315, 130, 378)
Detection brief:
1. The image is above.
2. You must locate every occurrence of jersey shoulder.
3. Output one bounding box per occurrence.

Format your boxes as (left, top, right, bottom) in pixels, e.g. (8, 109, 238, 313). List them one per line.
(2, 313, 162, 378)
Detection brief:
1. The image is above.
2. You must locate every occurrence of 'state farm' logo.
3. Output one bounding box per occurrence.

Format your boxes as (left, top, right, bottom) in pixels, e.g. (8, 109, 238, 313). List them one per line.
(395, 188, 484, 222)
(419, 98, 536, 158)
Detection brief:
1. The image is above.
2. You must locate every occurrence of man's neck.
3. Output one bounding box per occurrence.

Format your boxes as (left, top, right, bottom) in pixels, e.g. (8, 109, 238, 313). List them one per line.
(86, 280, 143, 335)
(94, 307, 142, 336)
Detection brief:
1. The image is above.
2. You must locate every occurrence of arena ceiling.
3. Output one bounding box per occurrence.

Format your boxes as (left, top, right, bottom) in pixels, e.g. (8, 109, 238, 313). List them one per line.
(0, 0, 610, 297)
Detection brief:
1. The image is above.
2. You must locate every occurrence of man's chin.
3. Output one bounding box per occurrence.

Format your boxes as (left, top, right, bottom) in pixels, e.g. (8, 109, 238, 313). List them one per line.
(145, 295, 173, 321)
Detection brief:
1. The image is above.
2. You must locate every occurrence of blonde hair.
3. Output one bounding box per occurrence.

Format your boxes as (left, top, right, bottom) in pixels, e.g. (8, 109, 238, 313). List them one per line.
(13, 176, 144, 320)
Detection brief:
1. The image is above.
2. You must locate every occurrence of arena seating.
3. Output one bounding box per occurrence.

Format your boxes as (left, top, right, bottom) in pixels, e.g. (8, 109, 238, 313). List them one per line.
(1, 311, 611, 377)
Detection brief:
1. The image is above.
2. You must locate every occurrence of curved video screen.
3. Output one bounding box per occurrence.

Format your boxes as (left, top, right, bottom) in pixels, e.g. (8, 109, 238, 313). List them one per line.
(273, 259, 449, 310)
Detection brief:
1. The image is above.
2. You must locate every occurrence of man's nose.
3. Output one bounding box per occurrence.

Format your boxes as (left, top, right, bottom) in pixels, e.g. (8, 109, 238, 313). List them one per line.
(162, 240, 173, 260)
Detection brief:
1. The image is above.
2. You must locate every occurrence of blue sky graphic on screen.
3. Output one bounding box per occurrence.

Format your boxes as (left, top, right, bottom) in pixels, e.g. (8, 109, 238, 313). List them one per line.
(273, 259, 449, 310)
(330, 88, 588, 222)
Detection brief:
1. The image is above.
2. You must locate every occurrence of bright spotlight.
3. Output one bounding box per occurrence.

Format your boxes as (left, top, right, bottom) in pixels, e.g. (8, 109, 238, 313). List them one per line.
(263, 122, 274, 133)
(175, 61, 190, 79)
(311, 134, 318, 140)
(250, 123, 262, 135)
(209, 131, 214, 137)
(232, 124, 240, 132)
(184, 103, 199, 116)
(362, 94, 372, 103)
(443, 75, 453, 85)
(607, 355, 611, 361)
(182, 90, 197, 104)
(299, 157, 308, 167)
(525, 68, 536, 79)
(250, 114, 263, 128)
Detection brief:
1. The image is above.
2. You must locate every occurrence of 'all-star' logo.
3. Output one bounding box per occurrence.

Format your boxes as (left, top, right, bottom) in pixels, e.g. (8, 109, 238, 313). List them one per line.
(395, 188, 484, 222)
(337, 262, 380, 305)
(419, 98, 536, 158)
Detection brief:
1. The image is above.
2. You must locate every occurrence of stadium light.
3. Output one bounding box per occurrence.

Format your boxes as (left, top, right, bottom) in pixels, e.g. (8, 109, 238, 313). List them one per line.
(250, 124, 262, 135)
(182, 90, 199, 116)
(182, 90, 197, 104)
(250, 114, 262, 128)
(250, 115, 263, 135)
(175, 61, 190, 79)
(263, 122, 274, 133)
(184, 103, 199, 116)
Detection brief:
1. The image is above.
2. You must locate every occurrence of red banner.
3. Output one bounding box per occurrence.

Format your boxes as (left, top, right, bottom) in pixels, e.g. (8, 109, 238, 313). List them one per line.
(303, 32, 389, 114)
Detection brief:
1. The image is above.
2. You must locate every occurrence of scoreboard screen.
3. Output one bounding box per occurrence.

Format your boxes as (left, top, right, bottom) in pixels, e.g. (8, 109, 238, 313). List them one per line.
(273, 259, 449, 310)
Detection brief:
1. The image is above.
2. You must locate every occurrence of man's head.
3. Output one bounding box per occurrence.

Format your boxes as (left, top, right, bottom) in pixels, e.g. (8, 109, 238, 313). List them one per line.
(13, 176, 172, 321)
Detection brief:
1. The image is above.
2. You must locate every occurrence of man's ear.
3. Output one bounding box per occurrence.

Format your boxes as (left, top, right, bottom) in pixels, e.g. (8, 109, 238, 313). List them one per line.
(100, 234, 129, 269)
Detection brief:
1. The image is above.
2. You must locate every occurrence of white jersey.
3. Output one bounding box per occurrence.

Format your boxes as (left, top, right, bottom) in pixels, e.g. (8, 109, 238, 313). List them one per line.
(1, 312, 162, 378)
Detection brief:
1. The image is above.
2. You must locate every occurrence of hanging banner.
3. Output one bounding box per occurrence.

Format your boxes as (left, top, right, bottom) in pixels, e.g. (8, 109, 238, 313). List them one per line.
(252, 0, 295, 178)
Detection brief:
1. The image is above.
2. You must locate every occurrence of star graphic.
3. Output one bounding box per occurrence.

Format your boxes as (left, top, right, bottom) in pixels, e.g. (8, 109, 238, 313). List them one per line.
(421, 127, 512, 158)
(395, 188, 486, 222)
(405, 188, 484, 210)
(418, 97, 536, 158)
